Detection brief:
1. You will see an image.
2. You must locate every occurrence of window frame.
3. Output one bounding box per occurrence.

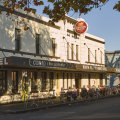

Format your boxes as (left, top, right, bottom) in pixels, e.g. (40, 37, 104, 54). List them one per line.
(41, 72, 47, 91)
(52, 38, 56, 56)
(95, 50, 97, 63)
(15, 28, 21, 52)
(36, 34, 40, 54)
(31, 71, 38, 93)
(88, 48, 90, 62)
(100, 74, 103, 87)
(71, 44, 74, 60)
(67, 73, 69, 89)
(76, 45, 78, 60)
(49, 72, 54, 90)
(67, 42, 69, 60)
(70, 73, 73, 88)
(0, 71, 7, 95)
(12, 71, 18, 94)
(101, 51, 102, 64)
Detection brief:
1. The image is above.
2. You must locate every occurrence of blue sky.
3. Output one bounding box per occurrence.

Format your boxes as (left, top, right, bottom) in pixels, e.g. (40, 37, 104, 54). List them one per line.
(35, 0, 120, 51)
(79, 0, 120, 52)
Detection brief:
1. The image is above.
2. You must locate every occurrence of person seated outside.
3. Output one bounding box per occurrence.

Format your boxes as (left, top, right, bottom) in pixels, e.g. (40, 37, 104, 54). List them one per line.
(96, 87, 100, 98)
(72, 85, 77, 101)
(88, 86, 94, 98)
(67, 87, 73, 101)
(91, 85, 96, 97)
(117, 84, 120, 95)
(60, 87, 66, 102)
(80, 85, 88, 100)
(87, 85, 97, 99)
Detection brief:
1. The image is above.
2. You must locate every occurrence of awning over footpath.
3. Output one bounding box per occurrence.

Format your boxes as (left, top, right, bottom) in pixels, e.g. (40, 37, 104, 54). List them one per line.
(0, 56, 120, 73)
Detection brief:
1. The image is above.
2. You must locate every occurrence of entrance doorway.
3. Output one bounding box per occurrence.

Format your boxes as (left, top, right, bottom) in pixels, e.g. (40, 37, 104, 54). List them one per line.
(75, 73, 81, 89)
(100, 74, 103, 87)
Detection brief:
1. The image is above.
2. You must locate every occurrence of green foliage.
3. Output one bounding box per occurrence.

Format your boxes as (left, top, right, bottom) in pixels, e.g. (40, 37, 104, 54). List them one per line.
(2, 0, 120, 23)
(48, 0, 55, 3)
(113, 1, 120, 12)
(99, 0, 107, 3)
(43, 0, 105, 21)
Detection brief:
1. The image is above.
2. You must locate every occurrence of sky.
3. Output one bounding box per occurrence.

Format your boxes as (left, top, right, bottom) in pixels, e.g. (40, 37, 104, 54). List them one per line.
(79, 0, 120, 52)
(35, 0, 120, 52)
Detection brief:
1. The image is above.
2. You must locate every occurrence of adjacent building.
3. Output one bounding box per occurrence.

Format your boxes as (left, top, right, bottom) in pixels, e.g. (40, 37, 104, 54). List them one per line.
(105, 51, 120, 87)
(0, 5, 119, 103)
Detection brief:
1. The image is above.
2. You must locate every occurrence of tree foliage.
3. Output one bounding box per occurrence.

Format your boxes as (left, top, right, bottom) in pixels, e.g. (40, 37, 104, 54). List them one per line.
(1, 0, 120, 22)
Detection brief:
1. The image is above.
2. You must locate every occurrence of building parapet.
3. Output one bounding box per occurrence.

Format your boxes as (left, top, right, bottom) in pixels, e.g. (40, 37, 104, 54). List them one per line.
(0, 5, 60, 30)
(85, 33, 105, 44)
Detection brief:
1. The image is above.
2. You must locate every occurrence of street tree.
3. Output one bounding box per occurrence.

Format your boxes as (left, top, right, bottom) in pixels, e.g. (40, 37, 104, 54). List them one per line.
(0, 0, 120, 31)
(1, 0, 120, 23)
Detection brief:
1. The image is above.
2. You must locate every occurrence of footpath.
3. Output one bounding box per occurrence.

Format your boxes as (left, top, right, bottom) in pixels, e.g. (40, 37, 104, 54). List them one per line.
(0, 95, 119, 114)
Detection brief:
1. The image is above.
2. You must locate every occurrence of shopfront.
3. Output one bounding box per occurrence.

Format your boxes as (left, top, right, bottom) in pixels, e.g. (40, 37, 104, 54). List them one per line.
(0, 56, 115, 103)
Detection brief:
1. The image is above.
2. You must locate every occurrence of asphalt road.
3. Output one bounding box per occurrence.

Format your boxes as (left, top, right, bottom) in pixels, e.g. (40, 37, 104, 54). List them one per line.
(0, 96, 120, 120)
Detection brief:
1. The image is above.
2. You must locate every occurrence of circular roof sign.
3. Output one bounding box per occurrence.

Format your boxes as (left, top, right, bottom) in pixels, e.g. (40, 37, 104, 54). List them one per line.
(75, 21, 88, 34)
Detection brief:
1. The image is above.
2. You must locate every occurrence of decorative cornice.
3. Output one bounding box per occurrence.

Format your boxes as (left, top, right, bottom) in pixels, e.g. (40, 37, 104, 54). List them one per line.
(85, 36, 105, 44)
(65, 16, 77, 24)
(67, 29, 79, 35)
(0, 5, 60, 30)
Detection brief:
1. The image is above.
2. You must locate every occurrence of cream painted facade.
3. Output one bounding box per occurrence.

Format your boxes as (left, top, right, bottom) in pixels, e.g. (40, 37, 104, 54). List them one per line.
(0, 6, 108, 104)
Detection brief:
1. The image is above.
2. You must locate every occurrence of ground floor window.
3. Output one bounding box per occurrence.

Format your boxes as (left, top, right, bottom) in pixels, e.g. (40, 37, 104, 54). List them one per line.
(12, 71, 18, 94)
(67, 73, 69, 89)
(31, 72, 38, 93)
(79, 74, 82, 88)
(105, 78, 107, 86)
(49, 72, 54, 90)
(41, 72, 47, 91)
(88, 74, 91, 86)
(56, 73, 59, 89)
(100, 74, 103, 87)
(70, 73, 73, 88)
(0, 71, 7, 95)
(75, 73, 80, 89)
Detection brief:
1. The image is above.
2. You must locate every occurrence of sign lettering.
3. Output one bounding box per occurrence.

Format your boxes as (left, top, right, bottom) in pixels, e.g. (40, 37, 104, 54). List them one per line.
(29, 59, 76, 69)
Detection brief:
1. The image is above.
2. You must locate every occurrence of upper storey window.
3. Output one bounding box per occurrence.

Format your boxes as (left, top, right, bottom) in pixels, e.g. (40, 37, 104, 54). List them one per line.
(76, 45, 78, 60)
(100, 51, 103, 64)
(0, 71, 7, 95)
(95, 50, 97, 63)
(12, 71, 18, 94)
(88, 48, 90, 62)
(31, 71, 38, 93)
(71, 44, 74, 60)
(67, 42, 69, 59)
(52, 38, 56, 56)
(15, 28, 21, 52)
(36, 34, 41, 54)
